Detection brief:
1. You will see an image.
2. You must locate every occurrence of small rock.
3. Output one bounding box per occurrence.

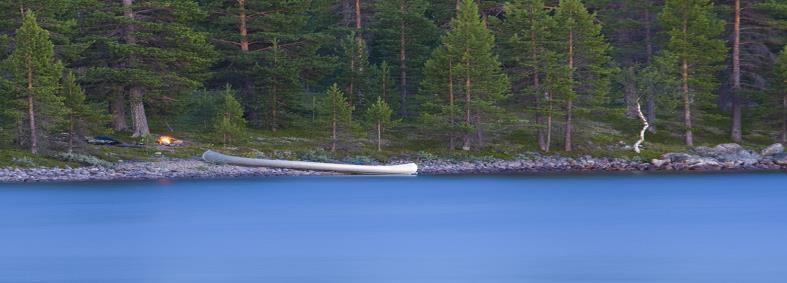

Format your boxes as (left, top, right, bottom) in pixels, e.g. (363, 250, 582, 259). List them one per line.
(773, 153, 787, 166)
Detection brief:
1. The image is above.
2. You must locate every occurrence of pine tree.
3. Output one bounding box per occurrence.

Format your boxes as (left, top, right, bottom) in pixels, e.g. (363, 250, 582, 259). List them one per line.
(214, 85, 246, 145)
(320, 84, 354, 152)
(3, 10, 64, 154)
(201, 0, 334, 127)
(554, 0, 614, 152)
(71, 0, 216, 137)
(257, 40, 301, 132)
(372, 0, 439, 117)
(365, 97, 397, 151)
(499, 0, 559, 151)
(420, 0, 509, 150)
(659, 0, 727, 146)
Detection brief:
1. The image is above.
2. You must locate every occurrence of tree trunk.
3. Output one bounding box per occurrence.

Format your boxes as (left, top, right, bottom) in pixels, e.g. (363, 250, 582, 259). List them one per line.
(564, 99, 573, 152)
(565, 29, 574, 152)
(130, 86, 150, 137)
(546, 90, 552, 153)
(238, 0, 258, 125)
(463, 52, 472, 151)
(331, 94, 337, 152)
(123, 0, 149, 137)
(544, 70, 552, 153)
(399, 9, 408, 117)
(27, 92, 37, 154)
(531, 21, 546, 152)
(376, 121, 382, 151)
(68, 118, 75, 152)
(25, 54, 38, 154)
(448, 58, 456, 149)
(238, 0, 249, 52)
(110, 92, 128, 132)
(683, 58, 693, 147)
(355, 0, 362, 30)
(730, 0, 743, 143)
(272, 85, 278, 132)
(644, 9, 656, 133)
(782, 93, 787, 143)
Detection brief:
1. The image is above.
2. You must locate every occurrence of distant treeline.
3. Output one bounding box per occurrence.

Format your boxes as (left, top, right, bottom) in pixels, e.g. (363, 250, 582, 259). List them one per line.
(1, 0, 786, 154)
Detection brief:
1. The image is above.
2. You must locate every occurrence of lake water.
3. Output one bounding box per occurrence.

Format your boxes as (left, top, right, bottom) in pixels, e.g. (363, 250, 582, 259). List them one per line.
(1, 173, 786, 282)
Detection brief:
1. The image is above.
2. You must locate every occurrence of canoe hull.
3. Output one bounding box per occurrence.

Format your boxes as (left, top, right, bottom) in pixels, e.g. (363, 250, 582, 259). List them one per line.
(202, 150, 418, 175)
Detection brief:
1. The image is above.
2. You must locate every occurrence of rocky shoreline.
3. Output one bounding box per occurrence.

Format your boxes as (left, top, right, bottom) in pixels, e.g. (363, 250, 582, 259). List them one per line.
(1, 143, 786, 183)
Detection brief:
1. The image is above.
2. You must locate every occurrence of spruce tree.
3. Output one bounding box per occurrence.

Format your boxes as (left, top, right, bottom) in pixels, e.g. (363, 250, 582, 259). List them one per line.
(372, 0, 439, 117)
(61, 71, 108, 151)
(365, 97, 396, 151)
(420, 0, 509, 150)
(659, 0, 727, 146)
(3, 10, 64, 154)
(554, 0, 614, 151)
(214, 85, 247, 145)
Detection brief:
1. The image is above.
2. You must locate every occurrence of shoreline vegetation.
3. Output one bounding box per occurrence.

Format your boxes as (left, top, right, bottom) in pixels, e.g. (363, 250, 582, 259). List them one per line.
(2, 143, 785, 183)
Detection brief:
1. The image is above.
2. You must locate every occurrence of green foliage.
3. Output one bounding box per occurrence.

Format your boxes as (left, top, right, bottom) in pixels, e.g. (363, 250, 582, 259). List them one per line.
(214, 85, 247, 145)
(338, 32, 372, 110)
(256, 40, 302, 131)
(658, 0, 727, 126)
(61, 70, 109, 149)
(371, 61, 399, 112)
(73, 0, 217, 130)
(366, 97, 395, 126)
(371, 0, 439, 114)
(554, 0, 615, 107)
(420, 0, 510, 150)
(201, 0, 335, 128)
(319, 84, 355, 151)
(778, 46, 787, 87)
(3, 10, 65, 152)
(365, 96, 399, 151)
(55, 152, 114, 168)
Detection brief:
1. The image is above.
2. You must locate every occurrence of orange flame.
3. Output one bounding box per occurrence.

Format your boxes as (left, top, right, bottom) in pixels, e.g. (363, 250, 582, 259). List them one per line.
(158, 136, 173, 145)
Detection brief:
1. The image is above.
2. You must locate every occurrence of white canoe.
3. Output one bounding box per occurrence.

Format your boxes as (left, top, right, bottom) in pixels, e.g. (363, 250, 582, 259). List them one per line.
(202, 150, 418, 175)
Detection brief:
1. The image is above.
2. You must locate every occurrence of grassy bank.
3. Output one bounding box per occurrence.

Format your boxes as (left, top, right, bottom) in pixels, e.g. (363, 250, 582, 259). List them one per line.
(1, 112, 780, 169)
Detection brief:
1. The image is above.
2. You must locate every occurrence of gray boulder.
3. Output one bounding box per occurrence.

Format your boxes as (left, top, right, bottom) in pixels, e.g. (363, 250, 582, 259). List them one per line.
(694, 143, 760, 166)
(762, 143, 784, 156)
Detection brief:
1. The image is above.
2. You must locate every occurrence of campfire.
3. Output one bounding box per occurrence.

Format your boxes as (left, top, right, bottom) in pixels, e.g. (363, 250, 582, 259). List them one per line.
(157, 135, 183, 146)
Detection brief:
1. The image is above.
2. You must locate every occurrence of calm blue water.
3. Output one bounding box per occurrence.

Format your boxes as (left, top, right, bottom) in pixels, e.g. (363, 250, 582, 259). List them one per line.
(1, 174, 786, 282)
